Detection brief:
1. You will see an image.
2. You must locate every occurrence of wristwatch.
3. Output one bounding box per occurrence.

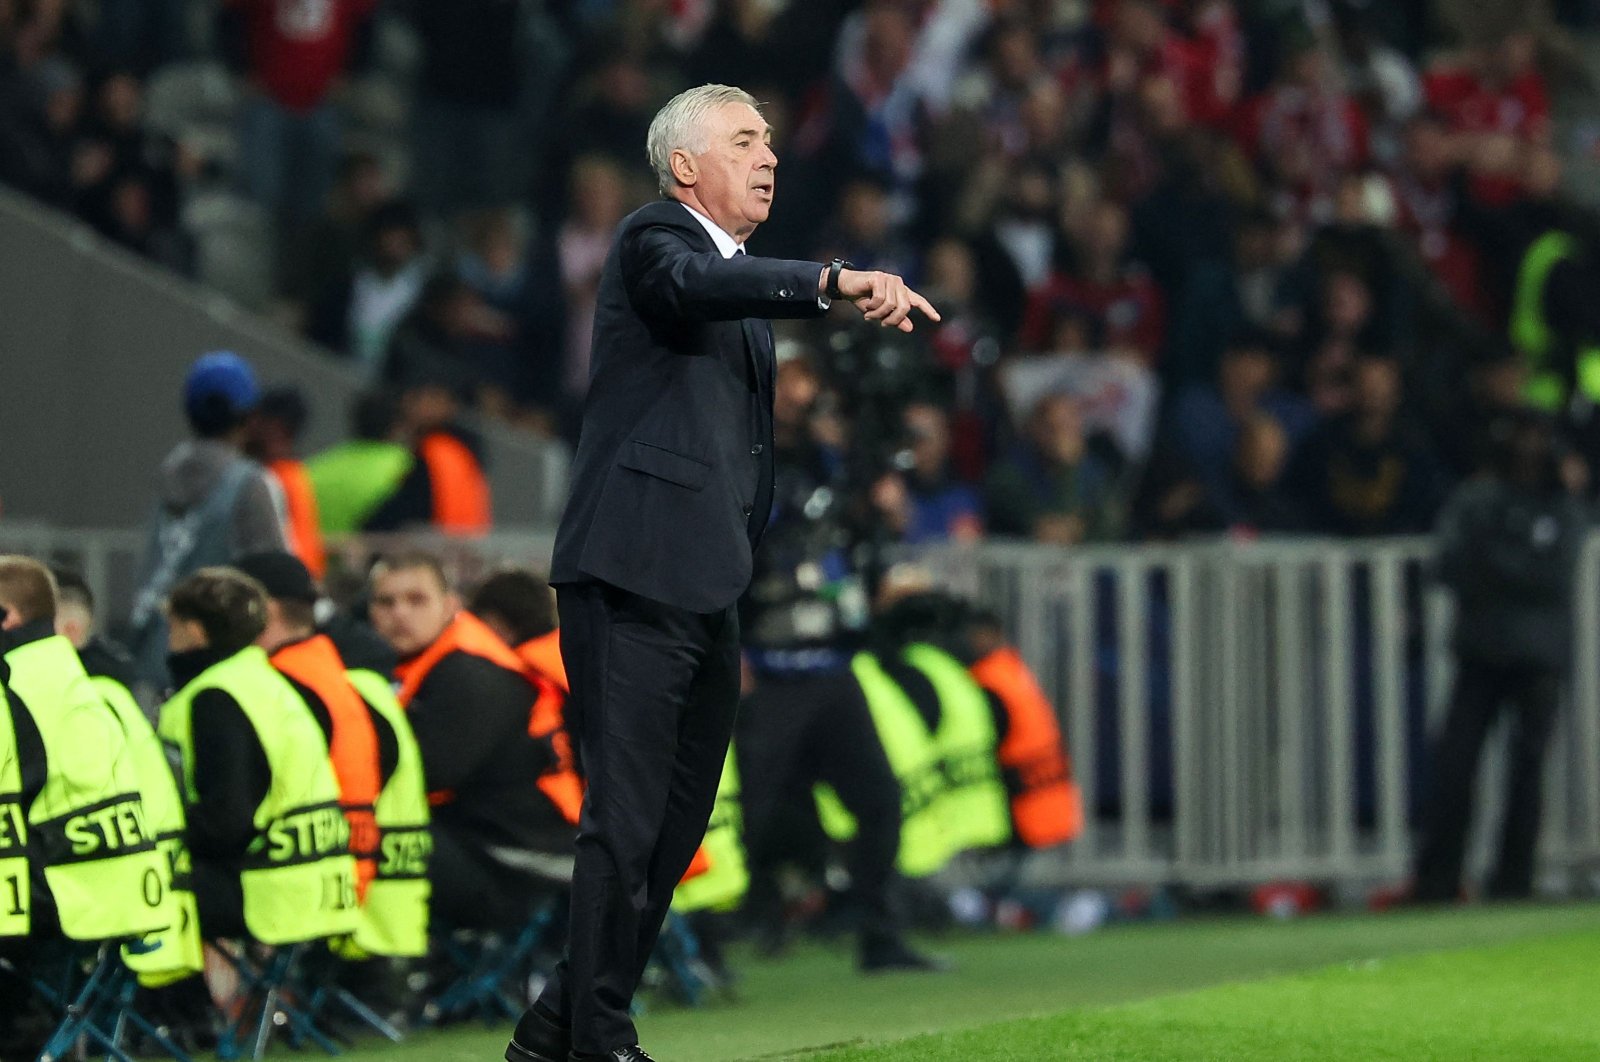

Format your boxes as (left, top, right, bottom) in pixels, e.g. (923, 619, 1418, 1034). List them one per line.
(826, 258, 853, 302)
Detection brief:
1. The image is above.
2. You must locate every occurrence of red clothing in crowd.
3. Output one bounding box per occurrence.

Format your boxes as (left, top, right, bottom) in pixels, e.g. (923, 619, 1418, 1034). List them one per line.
(1020, 267, 1166, 361)
(1390, 172, 1489, 322)
(1424, 66, 1550, 206)
(231, 0, 377, 112)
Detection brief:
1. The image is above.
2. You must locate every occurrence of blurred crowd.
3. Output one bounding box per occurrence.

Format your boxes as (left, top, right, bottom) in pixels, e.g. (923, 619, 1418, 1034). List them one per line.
(8, 0, 1600, 544)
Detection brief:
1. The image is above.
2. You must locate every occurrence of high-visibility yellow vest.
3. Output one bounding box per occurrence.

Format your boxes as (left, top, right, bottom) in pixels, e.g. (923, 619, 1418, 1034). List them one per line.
(5, 635, 167, 942)
(92, 673, 202, 982)
(346, 667, 431, 958)
(158, 647, 358, 944)
(0, 682, 28, 938)
(673, 751, 747, 913)
(902, 644, 1013, 854)
(1511, 230, 1600, 412)
(817, 653, 955, 878)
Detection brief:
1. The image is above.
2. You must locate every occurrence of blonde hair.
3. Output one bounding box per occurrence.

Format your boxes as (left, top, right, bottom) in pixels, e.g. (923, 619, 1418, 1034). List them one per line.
(646, 84, 762, 197)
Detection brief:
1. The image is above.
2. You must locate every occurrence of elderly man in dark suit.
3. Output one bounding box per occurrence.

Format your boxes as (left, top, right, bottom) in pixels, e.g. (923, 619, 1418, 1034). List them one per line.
(507, 85, 938, 1062)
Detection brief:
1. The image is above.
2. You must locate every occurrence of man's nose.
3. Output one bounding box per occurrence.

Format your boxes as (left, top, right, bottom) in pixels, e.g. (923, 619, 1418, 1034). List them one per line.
(762, 143, 778, 169)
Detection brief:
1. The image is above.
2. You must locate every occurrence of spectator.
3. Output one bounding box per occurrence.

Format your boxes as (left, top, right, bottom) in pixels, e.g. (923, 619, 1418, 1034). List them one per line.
(244, 386, 327, 579)
(1424, 33, 1550, 207)
(1021, 197, 1165, 363)
(890, 403, 984, 544)
(922, 236, 1005, 480)
(558, 155, 631, 407)
(383, 274, 511, 411)
(127, 352, 288, 689)
(1226, 412, 1302, 533)
(458, 207, 565, 419)
(1128, 440, 1227, 540)
(368, 553, 577, 930)
(1238, 37, 1369, 226)
(985, 393, 1123, 543)
(1288, 351, 1444, 535)
(967, 156, 1059, 327)
(326, 201, 430, 373)
(1390, 113, 1484, 320)
(407, 0, 529, 213)
(0, 54, 82, 205)
(1170, 329, 1317, 523)
(279, 150, 392, 335)
(558, 54, 657, 176)
(230, 0, 377, 226)
(814, 174, 917, 280)
(1331, 3, 1423, 163)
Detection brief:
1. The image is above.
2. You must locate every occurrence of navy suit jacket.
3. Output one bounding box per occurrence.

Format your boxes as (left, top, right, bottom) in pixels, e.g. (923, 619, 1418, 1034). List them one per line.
(550, 200, 828, 612)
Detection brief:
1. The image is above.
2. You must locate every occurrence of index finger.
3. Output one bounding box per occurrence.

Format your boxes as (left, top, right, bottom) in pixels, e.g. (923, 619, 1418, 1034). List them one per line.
(908, 289, 941, 323)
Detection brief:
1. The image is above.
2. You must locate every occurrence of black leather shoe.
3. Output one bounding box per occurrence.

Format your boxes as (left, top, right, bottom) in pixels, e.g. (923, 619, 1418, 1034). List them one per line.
(858, 934, 952, 974)
(569, 1047, 656, 1061)
(505, 1005, 569, 1062)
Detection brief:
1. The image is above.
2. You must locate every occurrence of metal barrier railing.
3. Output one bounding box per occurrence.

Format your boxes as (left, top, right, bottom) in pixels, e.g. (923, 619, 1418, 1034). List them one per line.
(3, 525, 1596, 892)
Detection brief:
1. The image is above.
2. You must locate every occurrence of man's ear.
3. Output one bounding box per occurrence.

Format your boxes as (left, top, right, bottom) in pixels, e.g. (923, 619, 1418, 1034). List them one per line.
(670, 148, 698, 187)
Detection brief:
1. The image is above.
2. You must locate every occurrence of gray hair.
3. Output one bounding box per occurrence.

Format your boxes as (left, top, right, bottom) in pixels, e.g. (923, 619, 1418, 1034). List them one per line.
(646, 84, 762, 197)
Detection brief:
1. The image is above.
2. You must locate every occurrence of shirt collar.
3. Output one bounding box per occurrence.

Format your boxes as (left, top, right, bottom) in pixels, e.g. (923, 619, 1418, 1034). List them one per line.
(680, 203, 744, 258)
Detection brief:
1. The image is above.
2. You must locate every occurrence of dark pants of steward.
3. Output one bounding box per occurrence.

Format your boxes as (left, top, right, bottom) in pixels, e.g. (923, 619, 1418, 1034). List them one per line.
(535, 581, 740, 1055)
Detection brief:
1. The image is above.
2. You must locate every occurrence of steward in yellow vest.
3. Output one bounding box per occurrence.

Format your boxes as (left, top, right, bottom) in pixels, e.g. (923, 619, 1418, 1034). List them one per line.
(0, 660, 30, 944)
(0, 556, 168, 944)
(237, 546, 433, 959)
(52, 564, 203, 981)
(157, 567, 357, 945)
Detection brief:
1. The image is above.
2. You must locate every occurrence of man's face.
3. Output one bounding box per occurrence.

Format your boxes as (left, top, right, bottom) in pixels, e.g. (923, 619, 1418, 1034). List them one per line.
(370, 567, 457, 659)
(682, 102, 777, 241)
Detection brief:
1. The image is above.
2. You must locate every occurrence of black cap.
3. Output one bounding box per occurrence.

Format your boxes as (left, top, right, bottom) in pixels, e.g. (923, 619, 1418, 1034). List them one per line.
(234, 551, 318, 604)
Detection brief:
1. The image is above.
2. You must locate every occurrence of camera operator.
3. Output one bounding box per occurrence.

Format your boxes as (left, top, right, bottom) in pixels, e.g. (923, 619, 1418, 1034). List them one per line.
(1412, 408, 1591, 902)
(737, 346, 940, 972)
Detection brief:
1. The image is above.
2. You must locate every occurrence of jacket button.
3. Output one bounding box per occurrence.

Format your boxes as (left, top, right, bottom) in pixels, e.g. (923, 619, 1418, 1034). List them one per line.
(751, 443, 763, 455)
(742, 505, 754, 516)
(778, 288, 793, 298)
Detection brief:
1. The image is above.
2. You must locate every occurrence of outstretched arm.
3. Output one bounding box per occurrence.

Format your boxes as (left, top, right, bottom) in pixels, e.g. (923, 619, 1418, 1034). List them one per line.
(623, 225, 829, 323)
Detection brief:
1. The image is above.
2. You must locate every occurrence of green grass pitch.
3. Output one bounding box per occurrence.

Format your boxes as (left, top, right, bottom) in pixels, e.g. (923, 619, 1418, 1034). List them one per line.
(340, 903, 1600, 1061)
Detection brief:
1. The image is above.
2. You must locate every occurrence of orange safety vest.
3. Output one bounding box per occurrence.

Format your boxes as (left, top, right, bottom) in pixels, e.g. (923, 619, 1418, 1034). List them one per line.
(517, 630, 568, 693)
(419, 432, 491, 534)
(394, 612, 583, 825)
(270, 633, 383, 899)
(269, 458, 328, 579)
(510, 626, 712, 884)
(969, 646, 1083, 849)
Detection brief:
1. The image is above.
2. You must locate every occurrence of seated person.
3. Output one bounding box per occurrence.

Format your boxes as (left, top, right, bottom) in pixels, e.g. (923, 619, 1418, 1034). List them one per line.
(236, 552, 384, 902)
(470, 569, 566, 690)
(0, 556, 166, 945)
(157, 567, 357, 944)
(368, 553, 577, 930)
(235, 551, 432, 958)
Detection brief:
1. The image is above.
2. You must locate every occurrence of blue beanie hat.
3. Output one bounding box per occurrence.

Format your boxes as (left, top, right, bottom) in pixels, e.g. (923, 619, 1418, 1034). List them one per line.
(183, 351, 260, 430)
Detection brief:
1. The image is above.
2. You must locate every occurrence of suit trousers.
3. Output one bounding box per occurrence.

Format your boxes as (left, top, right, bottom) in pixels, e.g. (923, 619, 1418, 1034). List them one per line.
(1413, 658, 1562, 902)
(536, 581, 741, 1054)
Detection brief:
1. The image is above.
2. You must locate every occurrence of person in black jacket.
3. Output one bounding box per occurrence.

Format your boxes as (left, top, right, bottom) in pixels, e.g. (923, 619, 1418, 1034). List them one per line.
(517, 84, 938, 1062)
(368, 554, 573, 932)
(1412, 409, 1590, 902)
